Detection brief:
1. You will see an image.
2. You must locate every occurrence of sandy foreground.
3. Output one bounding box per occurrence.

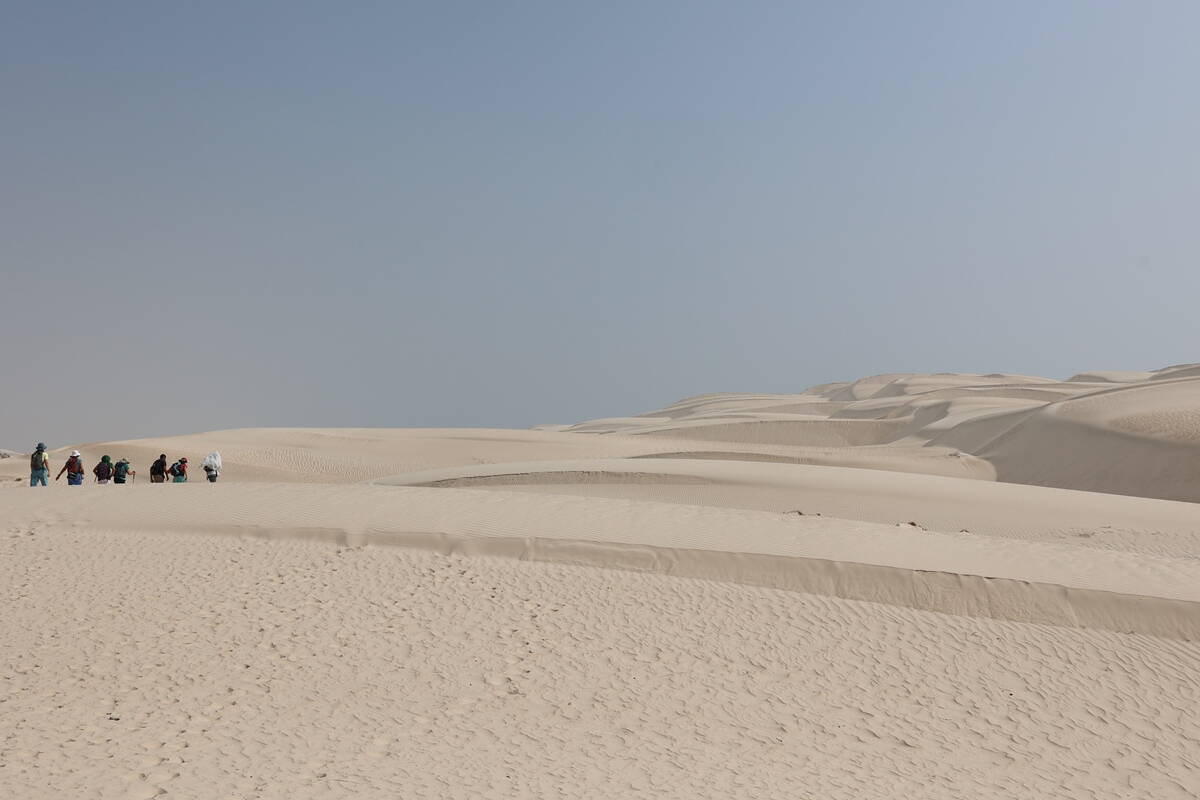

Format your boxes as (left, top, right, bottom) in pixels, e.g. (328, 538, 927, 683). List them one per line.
(4, 369, 1200, 798)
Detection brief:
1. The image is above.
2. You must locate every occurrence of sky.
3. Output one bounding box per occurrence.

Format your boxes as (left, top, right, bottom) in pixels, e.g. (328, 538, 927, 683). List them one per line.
(3, 1, 1199, 448)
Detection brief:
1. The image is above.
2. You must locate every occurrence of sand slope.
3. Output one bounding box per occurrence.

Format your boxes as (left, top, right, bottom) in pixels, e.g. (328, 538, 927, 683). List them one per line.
(6, 365, 1200, 798)
(7, 528, 1200, 799)
(378, 457, 1200, 556)
(6, 482, 1200, 639)
(562, 365, 1200, 502)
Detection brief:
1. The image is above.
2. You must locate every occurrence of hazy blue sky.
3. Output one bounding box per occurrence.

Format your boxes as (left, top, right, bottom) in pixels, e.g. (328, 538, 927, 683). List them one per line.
(4, 1, 1198, 448)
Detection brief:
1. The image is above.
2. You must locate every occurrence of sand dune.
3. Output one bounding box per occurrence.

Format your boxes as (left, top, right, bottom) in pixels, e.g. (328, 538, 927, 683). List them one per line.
(560, 365, 1200, 502)
(8, 528, 1199, 799)
(7, 481, 1200, 636)
(1067, 370, 1156, 383)
(6, 365, 1200, 797)
(377, 457, 1200, 554)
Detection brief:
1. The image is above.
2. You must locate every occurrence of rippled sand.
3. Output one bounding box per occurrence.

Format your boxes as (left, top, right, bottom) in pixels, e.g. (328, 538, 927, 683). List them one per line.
(5, 527, 1200, 799)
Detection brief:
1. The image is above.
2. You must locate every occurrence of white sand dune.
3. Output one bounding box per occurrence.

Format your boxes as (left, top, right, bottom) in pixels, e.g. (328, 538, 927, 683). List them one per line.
(561, 365, 1200, 502)
(965, 379, 1200, 501)
(377, 457, 1200, 555)
(1066, 369, 1156, 383)
(6, 482, 1200, 639)
(8, 528, 1199, 799)
(6, 365, 1200, 798)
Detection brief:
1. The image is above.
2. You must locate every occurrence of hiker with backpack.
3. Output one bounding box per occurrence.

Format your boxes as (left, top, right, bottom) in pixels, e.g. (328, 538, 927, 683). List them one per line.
(93, 455, 115, 484)
(56, 451, 86, 485)
(113, 458, 134, 484)
(202, 451, 221, 483)
(169, 457, 188, 483)
(29, 443, 49, 486)
(149, 454, 169, 483)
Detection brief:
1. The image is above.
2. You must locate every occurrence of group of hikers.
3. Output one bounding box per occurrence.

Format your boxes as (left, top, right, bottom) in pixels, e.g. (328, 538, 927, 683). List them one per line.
(28, 443, 222, 487)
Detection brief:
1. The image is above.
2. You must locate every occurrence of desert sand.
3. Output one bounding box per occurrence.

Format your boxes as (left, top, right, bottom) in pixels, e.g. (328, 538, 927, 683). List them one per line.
(4, 366, 1200, 798)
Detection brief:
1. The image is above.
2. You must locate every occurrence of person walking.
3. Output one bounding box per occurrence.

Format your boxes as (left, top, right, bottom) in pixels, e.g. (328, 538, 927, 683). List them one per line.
(113, 458, 134, 484)
(93, 455, 115, 484)
(29, 443, 50, 486)
(56, 450, 85, 485)
(149, 454, 169, 483)
(201, 451, 222, 483)
(170, 457, 189, 483)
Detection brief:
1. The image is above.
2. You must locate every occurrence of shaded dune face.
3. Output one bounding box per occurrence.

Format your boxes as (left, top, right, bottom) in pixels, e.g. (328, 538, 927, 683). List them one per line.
(975, 380, 1200, 500)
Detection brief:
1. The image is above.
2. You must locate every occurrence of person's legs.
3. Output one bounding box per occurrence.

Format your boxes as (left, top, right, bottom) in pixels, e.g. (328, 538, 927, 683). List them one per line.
(67, 473, 83, 486)
(30, 469, 48, 487)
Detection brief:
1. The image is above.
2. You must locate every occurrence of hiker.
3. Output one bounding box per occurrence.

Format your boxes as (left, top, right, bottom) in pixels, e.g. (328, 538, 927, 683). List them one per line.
(113, 458, 135, 484)
(93, 455, 114, 484)
(149, 454, 169, 483)
(169, 457, 188, 483)
(201, 451, 222, 483)
(56, 450, 85, 485)
(30, 443, 49, 486)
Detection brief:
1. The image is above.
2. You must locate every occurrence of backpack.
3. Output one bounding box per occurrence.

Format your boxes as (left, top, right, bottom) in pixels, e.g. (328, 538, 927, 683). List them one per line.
(95, 461, 113, 480)
(150, 458, 166, 476)
(30, 451, 45, 471)
(66, 456, 82, 474)
(114, 462, 129, 480)
(169, 462, 183, 477)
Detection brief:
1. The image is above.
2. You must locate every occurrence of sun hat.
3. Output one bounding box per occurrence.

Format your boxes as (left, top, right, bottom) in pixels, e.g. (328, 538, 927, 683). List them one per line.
(71, 450, 80, 457)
